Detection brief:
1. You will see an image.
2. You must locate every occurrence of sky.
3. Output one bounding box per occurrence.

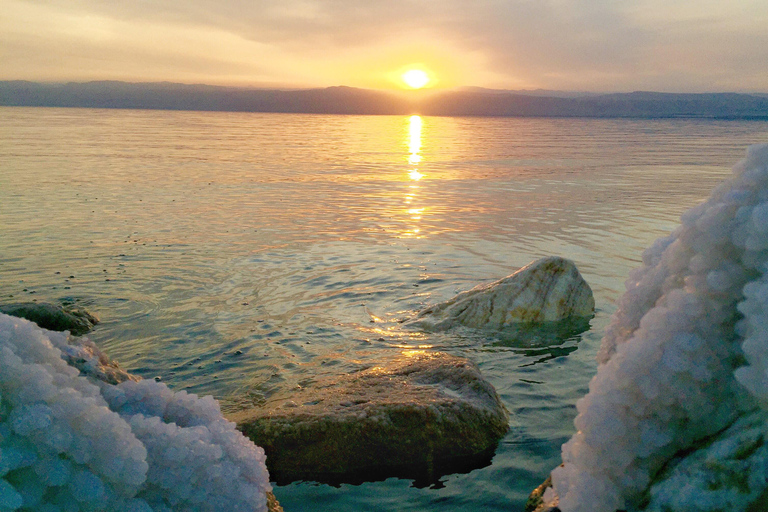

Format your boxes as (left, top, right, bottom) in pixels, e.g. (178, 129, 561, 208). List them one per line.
(2, 0, 768, 93)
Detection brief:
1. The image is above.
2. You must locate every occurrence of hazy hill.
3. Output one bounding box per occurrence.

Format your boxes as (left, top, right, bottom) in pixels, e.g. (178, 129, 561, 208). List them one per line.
(419, 90, 768, 118)
(2, 81, 768, 119)
(0, 81, 408, 115)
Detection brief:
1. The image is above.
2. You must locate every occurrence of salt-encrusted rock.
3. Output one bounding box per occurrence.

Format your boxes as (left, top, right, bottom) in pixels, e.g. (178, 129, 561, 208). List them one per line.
(58, 331, 139, 385)
(0, 301, 98, 335)
(409, 256, 594, 331)
(539, 145, 768, 512)
(0, 313, 275, 512)
(1, 302, 133, 384)
(230, 352, 509, 484)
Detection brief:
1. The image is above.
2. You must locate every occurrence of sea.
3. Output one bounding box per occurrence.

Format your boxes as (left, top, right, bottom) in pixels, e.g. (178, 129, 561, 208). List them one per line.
(2, 106, 768, 511)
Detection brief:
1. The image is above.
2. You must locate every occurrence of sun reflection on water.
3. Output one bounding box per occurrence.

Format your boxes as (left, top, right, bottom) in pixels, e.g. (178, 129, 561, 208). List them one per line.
(402, 115, 425, 237)
(408, 115, 422, 157)
(408, 169, 424, 181)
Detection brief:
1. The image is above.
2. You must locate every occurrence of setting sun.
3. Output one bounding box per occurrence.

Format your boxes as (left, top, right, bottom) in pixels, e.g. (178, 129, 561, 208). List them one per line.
(402, 69, 430, 89)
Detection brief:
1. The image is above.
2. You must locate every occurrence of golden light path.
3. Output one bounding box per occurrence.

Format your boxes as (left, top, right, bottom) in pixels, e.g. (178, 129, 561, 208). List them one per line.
(408, 115, 422, 166)
(404, 115, 423, 237)
(358, 114, 434, 347)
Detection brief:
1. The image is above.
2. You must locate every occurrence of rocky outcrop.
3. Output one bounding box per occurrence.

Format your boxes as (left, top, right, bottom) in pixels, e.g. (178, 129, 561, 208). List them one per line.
(0, 301, 98, 335)
(409, 256, 594, 331)
(266, 492, 284, 512)
(230, 352, 510, 485)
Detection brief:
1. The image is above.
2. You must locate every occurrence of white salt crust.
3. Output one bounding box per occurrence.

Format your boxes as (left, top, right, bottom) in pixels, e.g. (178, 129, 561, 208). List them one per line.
(0, 313, 271, 511)
(548, 144, 768, 512)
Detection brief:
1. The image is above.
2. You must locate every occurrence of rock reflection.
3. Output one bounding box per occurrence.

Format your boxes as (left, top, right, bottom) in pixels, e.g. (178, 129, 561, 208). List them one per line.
(490, 317, 591, 348)
(489, 317, 592, 366)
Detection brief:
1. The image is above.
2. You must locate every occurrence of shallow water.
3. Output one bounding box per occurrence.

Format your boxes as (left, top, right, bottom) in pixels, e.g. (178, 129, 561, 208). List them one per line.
(2, 107, 768, 511)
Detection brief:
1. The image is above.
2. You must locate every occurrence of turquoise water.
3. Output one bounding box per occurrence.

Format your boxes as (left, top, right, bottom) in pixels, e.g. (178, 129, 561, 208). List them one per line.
(2, 107, 768, 511)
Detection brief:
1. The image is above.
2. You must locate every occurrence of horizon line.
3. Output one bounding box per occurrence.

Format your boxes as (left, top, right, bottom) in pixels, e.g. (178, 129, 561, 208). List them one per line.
(3, 79, 768, 97)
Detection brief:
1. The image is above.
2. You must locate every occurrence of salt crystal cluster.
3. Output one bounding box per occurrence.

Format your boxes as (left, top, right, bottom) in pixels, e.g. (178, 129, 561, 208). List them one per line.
(547, 144, 768, 511)
(0, 313, 271, 511)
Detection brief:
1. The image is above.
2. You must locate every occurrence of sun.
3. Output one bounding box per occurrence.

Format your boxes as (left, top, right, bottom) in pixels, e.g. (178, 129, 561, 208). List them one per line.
(402, 69, 430, 89)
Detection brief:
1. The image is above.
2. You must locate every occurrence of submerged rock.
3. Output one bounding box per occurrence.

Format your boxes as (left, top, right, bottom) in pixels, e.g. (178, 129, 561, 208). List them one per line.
(409, 256, 594, 331)
(230, 352, 509, 485)
(0, 301, 98, 335)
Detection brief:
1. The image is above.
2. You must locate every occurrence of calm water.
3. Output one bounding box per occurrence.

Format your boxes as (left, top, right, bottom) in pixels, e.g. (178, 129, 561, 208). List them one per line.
(2, 107, 768, 511)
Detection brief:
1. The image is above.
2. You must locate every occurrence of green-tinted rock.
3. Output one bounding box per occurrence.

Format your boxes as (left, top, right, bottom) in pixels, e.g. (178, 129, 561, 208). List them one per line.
(526, 409, 768, 512)
(231, 352, 509, 485)
(0, 302, 98, 335)
(645, 408, 768, 512)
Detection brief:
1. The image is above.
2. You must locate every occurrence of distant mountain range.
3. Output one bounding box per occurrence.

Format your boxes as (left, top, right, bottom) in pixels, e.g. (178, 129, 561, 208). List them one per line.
(2, 80, 768, 119)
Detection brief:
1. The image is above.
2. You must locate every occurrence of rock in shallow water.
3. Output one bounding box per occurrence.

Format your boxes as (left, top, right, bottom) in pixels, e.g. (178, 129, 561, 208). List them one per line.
(230, 352, 510, 485)
(0, 301, 98, 335)
(408, 256, 594, 331)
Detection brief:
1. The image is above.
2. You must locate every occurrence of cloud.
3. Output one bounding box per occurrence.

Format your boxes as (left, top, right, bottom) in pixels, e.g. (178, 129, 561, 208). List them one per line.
(2, 0, 767, 91)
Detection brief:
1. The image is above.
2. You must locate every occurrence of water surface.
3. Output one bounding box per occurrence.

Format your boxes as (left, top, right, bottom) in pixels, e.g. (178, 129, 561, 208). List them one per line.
(2, 107, 767, 511)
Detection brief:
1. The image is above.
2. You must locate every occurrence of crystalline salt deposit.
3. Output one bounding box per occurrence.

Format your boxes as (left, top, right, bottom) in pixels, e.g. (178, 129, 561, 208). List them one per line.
(0, 313, 271, 511)
(549, 145, 768, 511)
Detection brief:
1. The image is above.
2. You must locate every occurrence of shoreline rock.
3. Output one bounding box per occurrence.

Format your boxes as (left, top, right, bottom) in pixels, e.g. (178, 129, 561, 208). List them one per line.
(230, 352, 510, 485)
(0, 301, 98, 335)
(408, 256, 594, 332)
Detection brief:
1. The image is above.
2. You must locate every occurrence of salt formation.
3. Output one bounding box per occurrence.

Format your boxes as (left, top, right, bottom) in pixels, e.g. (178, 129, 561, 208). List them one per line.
(410, 256, 594, 331)
(544, 144, 768, 512)
(0, 313, 271, 511)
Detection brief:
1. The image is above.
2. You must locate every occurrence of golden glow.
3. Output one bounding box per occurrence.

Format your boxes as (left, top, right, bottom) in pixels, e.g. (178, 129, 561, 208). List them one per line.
(402, 69, 430, 89)
(402, 349, 429, 358)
